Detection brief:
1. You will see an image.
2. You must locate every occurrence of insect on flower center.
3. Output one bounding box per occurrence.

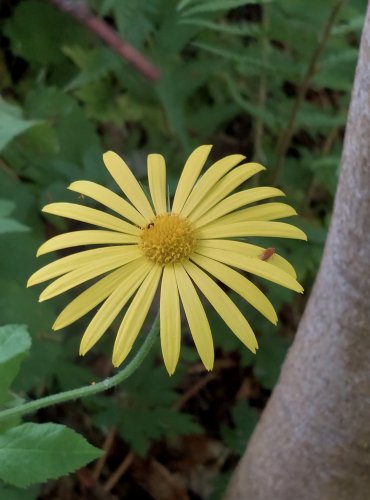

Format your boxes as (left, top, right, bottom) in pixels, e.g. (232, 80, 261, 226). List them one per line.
(139, 214, 196, 265)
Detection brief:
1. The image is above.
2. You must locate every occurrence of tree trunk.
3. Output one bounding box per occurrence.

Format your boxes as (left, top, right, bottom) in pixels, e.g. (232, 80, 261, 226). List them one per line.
(225, 6, 370, 500)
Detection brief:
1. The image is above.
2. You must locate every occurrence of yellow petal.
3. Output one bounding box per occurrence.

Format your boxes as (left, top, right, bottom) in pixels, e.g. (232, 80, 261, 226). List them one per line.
(183, 260, 258, 352)
(195, 187, 285, 227)
(29, 245, 135, 286)
(197, 221, 307, 240)
(43, 203, 140, 235)
(191, 253, 277, 324)
(112, 265, 162, 366)
(196, 246, 303, 293)
(68, 180, 146, 227)
(174, 262, 214, 370)
(180, 154, 246, 217)
(197, 239, 297, 278)
(172, 145, 212, 214)
(103, 151, 155, 220)
(188, 162, 266, 222)
(53, 263, 136, 330)
(37, 230, 137, 256)
(39, 246, 141, 301)
(209, 202, 297, 226)
(79, 259, 152, 355)
(147, 154, 167, 215)
(160, 265, 181, 375)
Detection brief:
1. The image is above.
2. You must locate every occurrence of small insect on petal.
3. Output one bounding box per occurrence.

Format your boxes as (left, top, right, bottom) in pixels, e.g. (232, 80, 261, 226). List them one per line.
(28, 146, 306, 374)
(260, 247, 276, 261)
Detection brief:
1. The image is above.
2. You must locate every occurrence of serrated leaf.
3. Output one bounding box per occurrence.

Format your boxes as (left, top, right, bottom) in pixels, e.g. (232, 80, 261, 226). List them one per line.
(0, 197, 29, 235)
(0, 482, 38, 500)
(0, 200, 15, 217)
(220, 400, 258, 455)
(120, 407, 202, 456)
(0, 325, 31, 404)
(113, 0, 157, 47)
(254, 331, 290, 390)
(64, 46, 119, 92)
(0, 393, 25, 433)
(182, 0, 272, 17)
(332, 15, 364, 35)
(0, 423, 102, 488)
(225, 77, 279, 129)
(208, 471, 232, 500)
(180, 18, 261, 37)
(0, 218, 29, 235)
(4, 0, 88, 65)
(295, 101, 347, 130)
(98, 0, 117, 15)
(0, 99, 41, 153)
(24, 87, 100, 164)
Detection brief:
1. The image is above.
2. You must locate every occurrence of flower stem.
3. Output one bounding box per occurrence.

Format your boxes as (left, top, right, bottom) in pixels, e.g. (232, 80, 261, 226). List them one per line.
(0, 315, 159, 423)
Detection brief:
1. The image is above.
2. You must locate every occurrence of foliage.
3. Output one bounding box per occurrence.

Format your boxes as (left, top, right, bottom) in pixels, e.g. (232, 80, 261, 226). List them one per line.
(0, 422, 102, 488)
(91, 360, 202, 456)
(0, 0, 366, 497)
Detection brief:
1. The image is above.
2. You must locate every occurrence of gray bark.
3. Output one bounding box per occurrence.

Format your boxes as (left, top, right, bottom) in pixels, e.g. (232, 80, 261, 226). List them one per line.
(225, 5, 370, 500)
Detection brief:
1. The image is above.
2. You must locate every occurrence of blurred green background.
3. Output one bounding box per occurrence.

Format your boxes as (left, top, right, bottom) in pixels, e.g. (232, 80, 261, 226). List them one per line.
(0, 0, 366, 498)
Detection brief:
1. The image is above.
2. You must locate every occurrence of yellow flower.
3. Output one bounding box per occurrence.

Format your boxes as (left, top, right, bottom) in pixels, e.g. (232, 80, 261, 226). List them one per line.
(28, 145, 306, 374)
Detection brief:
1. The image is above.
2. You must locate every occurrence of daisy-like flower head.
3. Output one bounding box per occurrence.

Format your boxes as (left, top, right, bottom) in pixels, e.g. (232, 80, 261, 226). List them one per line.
(28, 146, 306, 374)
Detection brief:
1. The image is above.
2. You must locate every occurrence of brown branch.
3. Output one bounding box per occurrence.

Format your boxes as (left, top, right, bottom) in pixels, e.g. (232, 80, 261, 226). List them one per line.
(92, 427, 117, 480)
(103, 451, 135, 492)
(50, 0, 160, 82)
(271, 0, 346, 185)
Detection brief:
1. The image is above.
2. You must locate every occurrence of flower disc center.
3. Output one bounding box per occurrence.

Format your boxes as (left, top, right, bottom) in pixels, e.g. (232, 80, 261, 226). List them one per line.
(139, 214, 196, 265)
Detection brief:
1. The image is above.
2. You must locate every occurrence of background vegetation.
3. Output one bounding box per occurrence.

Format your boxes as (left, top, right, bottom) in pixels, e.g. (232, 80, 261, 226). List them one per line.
(0, 0, 366, 498)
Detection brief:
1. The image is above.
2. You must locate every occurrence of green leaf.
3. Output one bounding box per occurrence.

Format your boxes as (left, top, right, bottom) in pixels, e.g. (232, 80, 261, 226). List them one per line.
(24, 86, 100, 164)
(0, 482, 38, 500)
(119, 407, 202, 456)
(332, 15, 364, 35)
(0, 277, 57, 335)
(0, 218, 29, 235)
(225, 77, 279, 129)
(4, 0, 89, 65)
(208, 472, 232, 500)
(0, 394, 25, 434)
(0, 99, 41, 153)
(0, 200, 15, 217)
(180, 18, 262, 37)
(0, 200, 29, 234)
(254, 331, 290, 390)
(64, 46, 119, 91)
(296, 103, 346, 130)
(92, 361, 202, 456)
(97, 0, 117, 15)
(0, 423, 103, 488)
(220, 400, 258, 454)
(181, 0, 272, 16)
(113, 0, 157, 48)
(310, 155, 340, 195)
(0, 325, 31, 404)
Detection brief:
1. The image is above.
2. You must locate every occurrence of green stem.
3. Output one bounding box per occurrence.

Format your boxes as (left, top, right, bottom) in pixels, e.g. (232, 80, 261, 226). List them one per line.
(0, 315, 159, 423)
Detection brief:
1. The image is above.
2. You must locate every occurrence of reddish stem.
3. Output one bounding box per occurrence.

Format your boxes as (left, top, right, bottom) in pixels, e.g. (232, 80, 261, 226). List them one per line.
(50, 0, 160, 81)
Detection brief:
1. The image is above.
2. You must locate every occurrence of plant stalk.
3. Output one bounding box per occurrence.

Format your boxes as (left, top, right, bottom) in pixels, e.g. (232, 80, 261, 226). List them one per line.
(0, 315, 159, 423)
